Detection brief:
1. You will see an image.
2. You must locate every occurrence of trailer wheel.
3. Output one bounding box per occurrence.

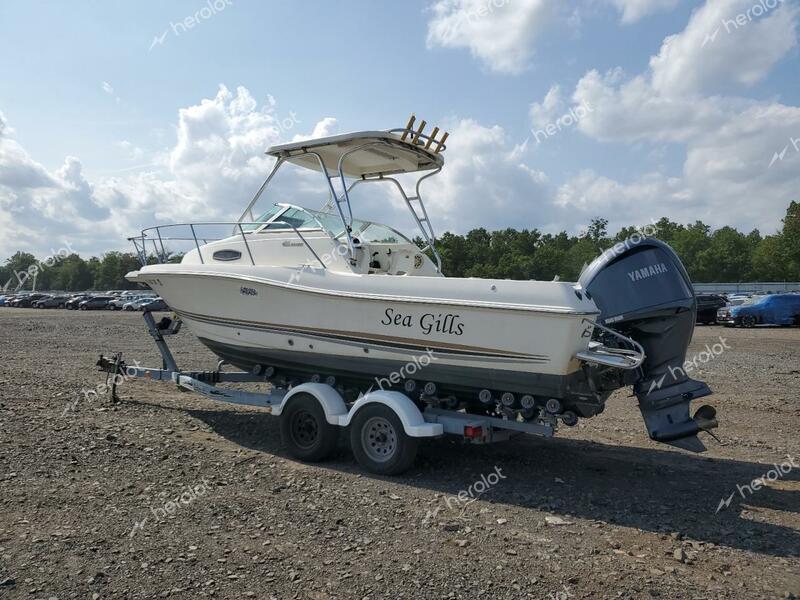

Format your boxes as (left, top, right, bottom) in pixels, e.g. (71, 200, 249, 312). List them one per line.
(350, 404, 418, 476)
(279, 393, 338, 462)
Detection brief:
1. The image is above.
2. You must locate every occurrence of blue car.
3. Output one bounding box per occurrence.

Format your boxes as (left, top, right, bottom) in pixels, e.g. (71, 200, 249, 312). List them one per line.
(728, 294, 800, 327)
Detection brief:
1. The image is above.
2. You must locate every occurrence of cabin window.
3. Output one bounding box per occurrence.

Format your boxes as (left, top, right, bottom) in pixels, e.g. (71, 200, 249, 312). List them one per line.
(213, 249, 242, 261)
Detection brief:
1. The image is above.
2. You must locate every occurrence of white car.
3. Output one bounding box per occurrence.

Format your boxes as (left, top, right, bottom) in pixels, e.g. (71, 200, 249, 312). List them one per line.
(121, 296, 156, 311)
(109, 294, 150, 310)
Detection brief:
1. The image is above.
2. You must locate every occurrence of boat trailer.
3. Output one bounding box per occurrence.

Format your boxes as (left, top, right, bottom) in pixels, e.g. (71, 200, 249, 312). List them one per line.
(96, 311, 556, 475)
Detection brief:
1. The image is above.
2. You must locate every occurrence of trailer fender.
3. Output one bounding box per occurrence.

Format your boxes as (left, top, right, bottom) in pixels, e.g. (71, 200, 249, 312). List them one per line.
(343, 391, 444, 438)
(274, 383, 348, 425)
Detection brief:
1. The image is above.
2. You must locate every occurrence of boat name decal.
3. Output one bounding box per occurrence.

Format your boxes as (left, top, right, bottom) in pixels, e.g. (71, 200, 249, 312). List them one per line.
(240, 286, 258, 296)
(381, 307, 464, 336)
(627, 262, 668, 282)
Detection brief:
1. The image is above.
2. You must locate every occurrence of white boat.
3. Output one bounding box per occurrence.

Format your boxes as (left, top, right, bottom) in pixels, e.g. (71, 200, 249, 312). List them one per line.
(127, 117, 717, 452)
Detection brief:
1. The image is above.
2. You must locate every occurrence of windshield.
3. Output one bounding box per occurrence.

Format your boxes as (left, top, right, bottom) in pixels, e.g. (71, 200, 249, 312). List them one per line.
(241, 205, 284, 231)
(349, 220, 407, 244)
(251, 204, 412, 244)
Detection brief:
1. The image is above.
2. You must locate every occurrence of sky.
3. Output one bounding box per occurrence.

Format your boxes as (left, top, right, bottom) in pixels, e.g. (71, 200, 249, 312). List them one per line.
(0, 0, 798, 258)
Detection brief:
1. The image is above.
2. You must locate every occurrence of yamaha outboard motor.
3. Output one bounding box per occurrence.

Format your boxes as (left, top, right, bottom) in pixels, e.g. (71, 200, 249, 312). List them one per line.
(579, 237, 718, 452)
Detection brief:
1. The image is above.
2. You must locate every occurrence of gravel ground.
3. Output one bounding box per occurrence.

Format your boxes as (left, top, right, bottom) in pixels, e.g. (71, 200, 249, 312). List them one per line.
(0, 309, 798, 599)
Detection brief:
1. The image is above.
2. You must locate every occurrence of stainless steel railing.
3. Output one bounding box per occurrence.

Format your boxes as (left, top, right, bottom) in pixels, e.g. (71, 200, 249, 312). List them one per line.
(129, 221, 325, 268)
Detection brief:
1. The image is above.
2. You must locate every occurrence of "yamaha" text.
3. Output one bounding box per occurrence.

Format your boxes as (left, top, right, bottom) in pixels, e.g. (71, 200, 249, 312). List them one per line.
(627, 263, 668, 282)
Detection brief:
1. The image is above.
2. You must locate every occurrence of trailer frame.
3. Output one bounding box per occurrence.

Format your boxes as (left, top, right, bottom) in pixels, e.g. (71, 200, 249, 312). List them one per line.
(96, 311, 556, 474)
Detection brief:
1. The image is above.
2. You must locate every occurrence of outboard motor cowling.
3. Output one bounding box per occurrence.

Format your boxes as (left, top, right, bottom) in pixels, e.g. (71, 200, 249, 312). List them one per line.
(579, 237, 717, 452)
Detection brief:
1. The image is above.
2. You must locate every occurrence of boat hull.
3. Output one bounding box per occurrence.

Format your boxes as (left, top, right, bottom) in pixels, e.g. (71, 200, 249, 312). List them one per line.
(132, 265, 598, 397)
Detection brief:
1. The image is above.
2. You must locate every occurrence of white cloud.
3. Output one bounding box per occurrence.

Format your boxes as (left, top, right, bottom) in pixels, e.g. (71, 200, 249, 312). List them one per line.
(608, 0, 681, 24)
(0, 114, 56, 189)
(552, 0, 800, 234)
(419, 118, 554, 232)
(116, 140, 145, 161)
(572, 68, 743, 143)
(0, 86, 337, 258)
(529, 85, 565, 129)
(650, 0, 798, 95)
(426, 0, 553, 74)
(556, 100, 800, 234)
(682, 103, 800, 227)
(292, 117, 338, 143)
(102, 81, 114, 95)
(569, 1, 798, 143)
(555, 170, 692, 231)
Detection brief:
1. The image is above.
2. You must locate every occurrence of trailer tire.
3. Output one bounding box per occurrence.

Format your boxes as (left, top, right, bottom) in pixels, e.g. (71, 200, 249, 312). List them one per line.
(280, 393, 338, 462)
(350, 404, 418, 476)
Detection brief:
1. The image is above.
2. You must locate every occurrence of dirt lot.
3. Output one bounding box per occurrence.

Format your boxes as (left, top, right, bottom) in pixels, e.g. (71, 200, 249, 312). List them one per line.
(0, 309, 798, 599)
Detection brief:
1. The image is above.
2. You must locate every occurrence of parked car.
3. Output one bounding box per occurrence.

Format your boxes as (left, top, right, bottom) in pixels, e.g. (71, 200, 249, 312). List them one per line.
(65, 294, 91, 310)
(140, 297, 169, 312)
(10, 293, 47, 308)
(716, 305, 734, 325)
(119, 290, 149, 299)
(1, 294, 20, 306)
(32, 295, 69, 309)
(0, 295, 8, 306)
(696, 294, 726, 324)
(78, 295, 115, 310)
(724, 294, 800, 327)
(122, 297, 156, 311)
(108, 294, 142, 310)
(728, 296, 752, 306)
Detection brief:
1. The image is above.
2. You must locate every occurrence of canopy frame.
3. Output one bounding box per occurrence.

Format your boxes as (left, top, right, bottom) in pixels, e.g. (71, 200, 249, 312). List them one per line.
(239, 128, 445, 270)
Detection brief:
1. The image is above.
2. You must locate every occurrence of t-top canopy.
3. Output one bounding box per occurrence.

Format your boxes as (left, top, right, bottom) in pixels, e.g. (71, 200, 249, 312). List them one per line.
(266, 130, 445, 178)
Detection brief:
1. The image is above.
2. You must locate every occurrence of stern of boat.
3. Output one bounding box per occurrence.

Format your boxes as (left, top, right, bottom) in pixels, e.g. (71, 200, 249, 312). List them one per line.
(576, 237, 717, 452)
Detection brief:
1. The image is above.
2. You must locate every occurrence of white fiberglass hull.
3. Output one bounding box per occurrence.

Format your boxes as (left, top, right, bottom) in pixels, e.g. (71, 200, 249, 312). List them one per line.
(130, 264, 599, 395)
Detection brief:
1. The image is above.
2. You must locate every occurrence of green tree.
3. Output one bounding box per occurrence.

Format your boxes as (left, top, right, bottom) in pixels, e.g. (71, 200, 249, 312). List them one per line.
(750, 236, 789, 281)
(582, 217, 608, 244)
(696, 227, 752, 282)
(560, 238, 598, 281)
(670, 222, 712, 280)
(781, 201, 800, 279)
(3, 202, 797, 288)
(3, 252, 37, 290)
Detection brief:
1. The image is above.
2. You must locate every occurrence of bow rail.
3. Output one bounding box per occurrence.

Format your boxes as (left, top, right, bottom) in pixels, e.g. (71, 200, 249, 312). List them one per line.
(128, 220, 325, 268)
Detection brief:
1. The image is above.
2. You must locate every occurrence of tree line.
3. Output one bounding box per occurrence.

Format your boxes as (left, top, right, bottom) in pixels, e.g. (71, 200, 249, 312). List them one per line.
(2, 202, 798, 292)
(432, 201, 800, 283)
